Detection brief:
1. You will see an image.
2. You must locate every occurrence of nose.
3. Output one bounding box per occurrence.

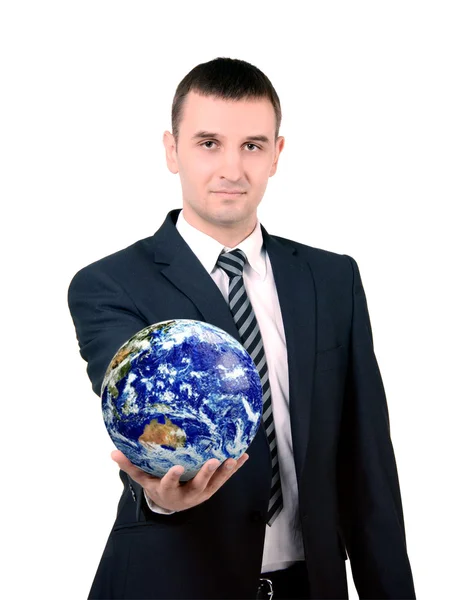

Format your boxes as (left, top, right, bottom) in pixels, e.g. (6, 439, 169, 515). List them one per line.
(218, 148, 245, 182)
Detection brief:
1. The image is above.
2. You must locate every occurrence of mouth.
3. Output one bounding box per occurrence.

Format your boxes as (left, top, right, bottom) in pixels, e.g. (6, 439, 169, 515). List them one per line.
(211, 191, 246, 197)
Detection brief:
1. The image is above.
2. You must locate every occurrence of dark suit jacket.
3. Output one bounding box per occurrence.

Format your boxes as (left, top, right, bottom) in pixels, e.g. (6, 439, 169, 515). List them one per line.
(68, 208, 416, 599)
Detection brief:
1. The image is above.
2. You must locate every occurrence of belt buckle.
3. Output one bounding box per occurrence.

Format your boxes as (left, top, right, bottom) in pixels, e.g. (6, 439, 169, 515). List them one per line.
(257, 577, 274, 600)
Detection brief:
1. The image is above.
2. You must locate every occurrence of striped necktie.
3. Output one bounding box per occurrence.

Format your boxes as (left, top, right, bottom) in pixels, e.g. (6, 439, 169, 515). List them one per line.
(216, 248, 283, 526)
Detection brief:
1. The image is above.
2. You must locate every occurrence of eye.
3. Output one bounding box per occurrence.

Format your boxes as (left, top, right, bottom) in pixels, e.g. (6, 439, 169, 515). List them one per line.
(200, 141, 261, 151)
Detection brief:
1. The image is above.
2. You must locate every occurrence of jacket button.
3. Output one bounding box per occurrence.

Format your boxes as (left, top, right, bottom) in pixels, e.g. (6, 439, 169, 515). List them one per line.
(129, 483, 136, 501)
(250, 510, 264, 523)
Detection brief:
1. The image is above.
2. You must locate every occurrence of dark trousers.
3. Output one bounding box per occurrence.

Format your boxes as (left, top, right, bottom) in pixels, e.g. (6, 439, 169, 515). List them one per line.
(256, 561, 310, 599)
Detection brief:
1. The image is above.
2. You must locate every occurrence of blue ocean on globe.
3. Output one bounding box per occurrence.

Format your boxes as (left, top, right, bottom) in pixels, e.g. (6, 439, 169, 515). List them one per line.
(101, 319, 263, 481)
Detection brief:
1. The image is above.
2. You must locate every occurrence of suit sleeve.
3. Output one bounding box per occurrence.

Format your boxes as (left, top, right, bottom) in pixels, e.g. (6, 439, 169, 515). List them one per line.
(68, 265, 149, 396)
(337, 255, 416, 599)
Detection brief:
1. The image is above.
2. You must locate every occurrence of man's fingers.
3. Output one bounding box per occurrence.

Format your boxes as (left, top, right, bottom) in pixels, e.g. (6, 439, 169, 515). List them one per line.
(203, 459, 238, 493)
(111, 451, 249, 503)
(160, 464, 186, 491)
(186, 459, 222, 493)
(205, 454, 249, 492)
(236, 453, 249, 467)
(191, 454, 248, 494)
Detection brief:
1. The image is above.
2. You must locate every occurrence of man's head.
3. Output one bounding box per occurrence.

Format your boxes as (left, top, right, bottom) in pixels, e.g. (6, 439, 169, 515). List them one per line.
(163, 57, 284, 243)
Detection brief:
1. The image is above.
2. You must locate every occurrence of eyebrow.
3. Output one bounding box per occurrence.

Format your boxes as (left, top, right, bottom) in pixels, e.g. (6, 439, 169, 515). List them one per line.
(191, 130, 270, 144)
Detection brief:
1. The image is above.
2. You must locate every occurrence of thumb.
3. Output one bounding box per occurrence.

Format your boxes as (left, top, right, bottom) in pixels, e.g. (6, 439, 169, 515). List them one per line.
(111, 449, 134, 471)
(110, 449, 152, 484)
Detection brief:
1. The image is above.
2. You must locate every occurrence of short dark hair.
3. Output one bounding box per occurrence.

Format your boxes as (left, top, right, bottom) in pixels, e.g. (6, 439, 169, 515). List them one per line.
(171, 57, 282, 144)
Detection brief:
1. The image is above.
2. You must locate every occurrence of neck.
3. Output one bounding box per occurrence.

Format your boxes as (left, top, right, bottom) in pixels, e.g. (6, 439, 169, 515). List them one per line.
(182, 208, 257, 248)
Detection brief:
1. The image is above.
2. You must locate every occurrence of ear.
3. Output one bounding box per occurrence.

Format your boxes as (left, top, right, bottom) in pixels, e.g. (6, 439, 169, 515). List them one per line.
(269, 136, 285, 177)
(163, 130, 179, 174)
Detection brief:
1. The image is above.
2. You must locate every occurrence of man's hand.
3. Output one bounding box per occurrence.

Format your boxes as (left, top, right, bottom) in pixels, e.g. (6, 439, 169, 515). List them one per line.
(111, 450, 249, 512)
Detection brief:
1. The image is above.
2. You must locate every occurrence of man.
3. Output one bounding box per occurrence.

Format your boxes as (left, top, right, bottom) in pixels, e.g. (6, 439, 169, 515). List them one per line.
(68, 57, 416, 599)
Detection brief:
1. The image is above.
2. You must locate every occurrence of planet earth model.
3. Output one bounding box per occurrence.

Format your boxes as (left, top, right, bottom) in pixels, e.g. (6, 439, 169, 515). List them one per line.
(101, 319, 263, 481)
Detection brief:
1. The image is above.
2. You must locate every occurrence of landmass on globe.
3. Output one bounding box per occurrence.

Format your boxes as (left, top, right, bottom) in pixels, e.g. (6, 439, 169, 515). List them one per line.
(139, 417, 187, 449)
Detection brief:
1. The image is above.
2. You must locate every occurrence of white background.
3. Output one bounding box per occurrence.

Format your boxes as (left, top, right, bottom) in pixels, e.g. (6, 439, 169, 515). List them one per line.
(1, 1, 459, 598)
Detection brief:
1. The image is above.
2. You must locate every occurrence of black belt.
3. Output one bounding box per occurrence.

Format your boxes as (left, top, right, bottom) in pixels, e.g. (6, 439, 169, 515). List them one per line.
(256, 561, 309, 599)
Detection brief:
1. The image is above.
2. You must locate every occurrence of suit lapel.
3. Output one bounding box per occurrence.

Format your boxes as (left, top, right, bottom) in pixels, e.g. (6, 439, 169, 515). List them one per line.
(149, 209, 241, 338)
(162, 243, 241, 341)
(262, 227, 316, 481)
(149, 210, 316, 479)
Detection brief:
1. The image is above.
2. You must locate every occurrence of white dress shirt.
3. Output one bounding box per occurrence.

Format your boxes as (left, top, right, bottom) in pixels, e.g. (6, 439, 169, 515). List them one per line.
(144, 209, 305, 573)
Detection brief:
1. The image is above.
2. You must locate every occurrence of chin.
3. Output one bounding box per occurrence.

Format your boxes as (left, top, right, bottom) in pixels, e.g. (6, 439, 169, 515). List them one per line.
(213, 206, 249, 223)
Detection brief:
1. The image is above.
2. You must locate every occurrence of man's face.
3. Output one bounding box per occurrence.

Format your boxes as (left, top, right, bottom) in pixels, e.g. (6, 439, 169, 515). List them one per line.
(164, 90, 284, 230)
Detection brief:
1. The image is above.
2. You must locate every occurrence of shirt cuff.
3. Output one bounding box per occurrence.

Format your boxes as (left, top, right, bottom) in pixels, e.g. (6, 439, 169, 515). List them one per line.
(143, 489, 176, 514)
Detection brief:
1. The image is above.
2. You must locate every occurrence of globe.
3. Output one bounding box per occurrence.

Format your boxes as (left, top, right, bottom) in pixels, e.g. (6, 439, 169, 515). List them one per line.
(101, 319, 263, 481)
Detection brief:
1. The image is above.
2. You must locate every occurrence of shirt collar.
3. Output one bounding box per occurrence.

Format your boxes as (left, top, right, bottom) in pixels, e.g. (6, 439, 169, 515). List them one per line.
(175, 209, 266, 279)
